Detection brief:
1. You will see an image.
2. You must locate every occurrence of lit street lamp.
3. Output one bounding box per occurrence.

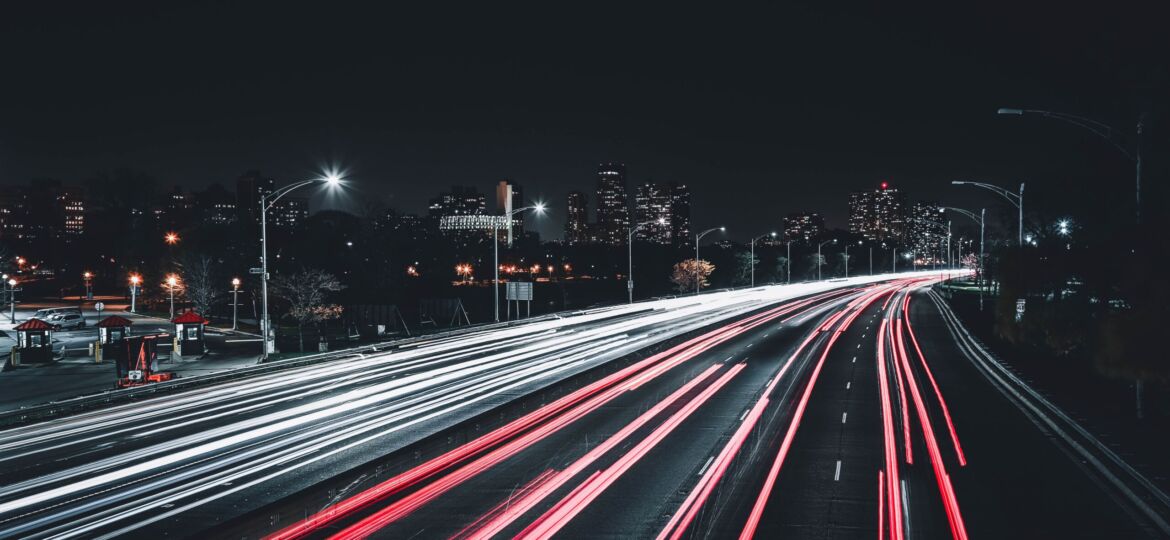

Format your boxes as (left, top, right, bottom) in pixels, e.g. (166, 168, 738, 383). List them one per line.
(231, 277, 241, 330)
(259, 172, 342, 360)
(627, 217, 666, 303)
(82, 271, 94, 300)
(695, 227, 725, 295)
(164, 232, 180, 245)
(999, 107, 1143, 224)
(749, 232, 776, 287)
(817, 238, 836, 281)
(129, 274, 141, 313)
(165, 274, 179, 320)
(494, 203, 545, 321)
(952, 180, 1024, 246)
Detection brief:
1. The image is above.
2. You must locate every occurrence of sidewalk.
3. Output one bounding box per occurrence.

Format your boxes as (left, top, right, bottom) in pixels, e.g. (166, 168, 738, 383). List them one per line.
(0, 351, 262, 412)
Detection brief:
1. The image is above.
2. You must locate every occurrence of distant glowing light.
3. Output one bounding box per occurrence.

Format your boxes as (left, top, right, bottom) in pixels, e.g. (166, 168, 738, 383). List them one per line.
(164, 232, 180, 245)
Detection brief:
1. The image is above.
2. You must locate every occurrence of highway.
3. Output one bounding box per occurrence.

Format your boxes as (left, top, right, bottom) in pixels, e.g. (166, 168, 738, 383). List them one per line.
(1, 272, 1167, 539)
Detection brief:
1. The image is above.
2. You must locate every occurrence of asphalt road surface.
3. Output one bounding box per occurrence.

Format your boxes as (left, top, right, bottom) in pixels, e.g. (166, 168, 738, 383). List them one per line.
(2, 273, 1167, 539)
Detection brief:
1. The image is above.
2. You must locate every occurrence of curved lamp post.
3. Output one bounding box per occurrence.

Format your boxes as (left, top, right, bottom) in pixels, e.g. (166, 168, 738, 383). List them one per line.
(999, 107, 1142, 223)
(627, 217, 666, 303)
(952, 180, 1023, 246)
(495, 203, 545, 321)
(749, 232, 776, 287)
(817, 238, 836, 281)
(694, 227, 725, 295)
(260, 173, 342, 360)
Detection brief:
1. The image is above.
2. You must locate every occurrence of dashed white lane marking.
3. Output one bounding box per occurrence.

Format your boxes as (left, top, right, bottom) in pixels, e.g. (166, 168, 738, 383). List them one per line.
(846, 381, 851, 390)
(746, 343, 753, 348)
(841, 412, 848, 424)
(739, 408, 751, 421)
(861, 333, 866, 338)
(834, 460, 842, 481)
(856, 343, 861, 349)
(852, 356, 857, 363)
(698, 456, 715, 476)
(725, 356, 734, 362)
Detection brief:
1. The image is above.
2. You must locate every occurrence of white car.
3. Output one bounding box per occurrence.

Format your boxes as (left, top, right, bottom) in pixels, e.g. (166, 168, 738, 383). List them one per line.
(50, 312, 87, 330)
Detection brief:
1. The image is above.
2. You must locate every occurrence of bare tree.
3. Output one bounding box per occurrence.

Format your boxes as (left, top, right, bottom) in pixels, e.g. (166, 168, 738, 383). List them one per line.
(734, 252, 756, 285)
(270, 269, 345, 352)
(178, 253, 222, 318)
(670, 259, 715, 293)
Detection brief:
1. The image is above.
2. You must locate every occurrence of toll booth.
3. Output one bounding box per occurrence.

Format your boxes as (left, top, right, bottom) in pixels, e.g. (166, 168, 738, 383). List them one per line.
(171, 311, 207, 357)
(94, 315, 133, 364)
(11, 318, 55, 366)
(115, 334, 175, 388)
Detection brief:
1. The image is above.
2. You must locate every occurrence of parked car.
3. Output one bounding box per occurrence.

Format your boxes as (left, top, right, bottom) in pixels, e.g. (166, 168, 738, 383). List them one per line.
(31, 307, 82, 321)
(50, 312, 87, 330)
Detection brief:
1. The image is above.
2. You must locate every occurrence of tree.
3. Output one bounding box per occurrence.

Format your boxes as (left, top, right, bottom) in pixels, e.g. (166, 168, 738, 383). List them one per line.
(734, 252, 756, 285)
(178, 253, 222, 318)
(270, 269, 346, 352)
(774, 256, 790, 283)
(670, 259, 715, 293)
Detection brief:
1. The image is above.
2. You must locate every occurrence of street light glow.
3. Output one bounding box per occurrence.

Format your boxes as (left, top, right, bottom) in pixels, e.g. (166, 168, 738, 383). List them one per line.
(165, 232, 180, 245)
(232, 277, 241, 288)
(166, 274, 179, 287)
(533, 202, 547, 214)
(129, 274, 141, 285)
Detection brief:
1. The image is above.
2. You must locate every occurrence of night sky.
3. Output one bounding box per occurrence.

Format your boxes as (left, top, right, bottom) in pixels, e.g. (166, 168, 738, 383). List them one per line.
(1, 2, 1164, 240)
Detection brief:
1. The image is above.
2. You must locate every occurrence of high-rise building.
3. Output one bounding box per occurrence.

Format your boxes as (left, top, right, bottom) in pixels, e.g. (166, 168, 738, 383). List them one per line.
(594, 162, 630, 245)
(633, 182, 672, 244)
(59, 187, 85, 238)
(849, 182, 907, 243)
(564, 190, 590, 245)
(236, 170, 276, 226)
(196, 184, 237, 226)
(908, 201, 947, 263)
(0, 187, 29, 241)
(784, 212, 825, 243)
(495, 180, 525, 243)
(271, 197, 309, 229)
(429, 185, 487, 218)
(669, 183, 692, 249)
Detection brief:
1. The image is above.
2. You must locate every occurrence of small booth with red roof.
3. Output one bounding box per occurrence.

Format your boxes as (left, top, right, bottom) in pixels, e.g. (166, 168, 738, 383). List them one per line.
(11, 318, 55, 366)
(94, 315, 133, 364)
(171, 311, 207, 357)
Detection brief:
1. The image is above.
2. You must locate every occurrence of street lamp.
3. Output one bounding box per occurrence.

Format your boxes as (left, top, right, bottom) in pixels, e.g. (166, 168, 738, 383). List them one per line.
(494, 202, 545, 321)
(6, 278, 16, 323)
(165, 274, 179, 319)
(164, 232, 180, 245)
(942, 206, 985, 280)
(231, 277, 241, 330)
(817, 239, 837, 281)
(627, 217, 666, 303)
(843, 240, 861, 278)
(952, 180, 1024, 246)
(694, 227, 725, 295)
(83, 271, 94, 300)
(259, 171, 343, 360)
(129, 274, 141, 313)
(749, 232, 776, 287)
(999, 107, 1142, 223)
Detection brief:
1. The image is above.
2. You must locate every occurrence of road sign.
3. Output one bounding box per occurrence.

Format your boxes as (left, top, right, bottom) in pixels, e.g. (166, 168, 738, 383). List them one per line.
(249, 268, 264, 274)
(506, 282, 533, 301)
(1015, 298, 1026, 322)
(94, 302, 105, 313)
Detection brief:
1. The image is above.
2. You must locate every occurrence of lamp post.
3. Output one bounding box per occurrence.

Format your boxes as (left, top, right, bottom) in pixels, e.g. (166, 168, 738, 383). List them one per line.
(785, 240, 792, 284)
(868, 246, 873, 275)
(952, 180, 1024, 246)
(942, 206, 985, 276)
(843, 241, 861, 278)
(5, 277, 16, 323)
(165, 274, 178, 320)
(129, 274, 141, 313)
(627, 217, 666, 303)
(231, 278, 241, 330)
(817, 239, 836, 281)
(749, 232, 777, 287)
(695, 227, 725, 295)
(83, 272, 93, 300)
(495, 203, 545, 321)
(999, 107, 1143, 224)
(259, 172, 342, 360)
